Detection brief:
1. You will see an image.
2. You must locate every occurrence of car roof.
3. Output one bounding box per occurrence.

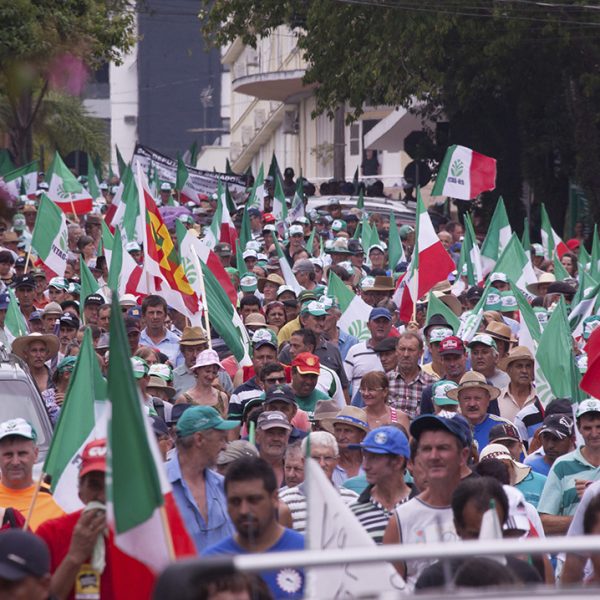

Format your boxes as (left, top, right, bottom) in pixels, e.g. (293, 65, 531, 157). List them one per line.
(306, 195, 416, 224)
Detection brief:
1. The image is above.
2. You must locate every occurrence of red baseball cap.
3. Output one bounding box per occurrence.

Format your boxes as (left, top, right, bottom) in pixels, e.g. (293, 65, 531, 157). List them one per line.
(439, 336, 466, 356)
(566, 238, 580, 251)
(291, 352, 321, 375)
(263, 212, 276, 224)
(79, 439, 107, 477)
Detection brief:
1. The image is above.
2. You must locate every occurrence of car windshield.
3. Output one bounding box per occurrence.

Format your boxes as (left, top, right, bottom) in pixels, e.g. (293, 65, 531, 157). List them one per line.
(0, 379, 50, 451)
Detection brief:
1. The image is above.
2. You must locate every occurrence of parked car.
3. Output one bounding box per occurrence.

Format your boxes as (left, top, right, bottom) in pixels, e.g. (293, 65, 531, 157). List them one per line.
(306, 195, 416, 225)
(0, 345, 53, 476)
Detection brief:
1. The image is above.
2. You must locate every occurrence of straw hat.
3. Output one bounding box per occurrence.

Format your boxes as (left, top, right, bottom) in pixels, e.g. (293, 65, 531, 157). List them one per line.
(526, 272, 556, 296)
(484, 321, 517, 345)
(12, 333, 59, 361)
(446, 370, 500, 401)
(499, 346, 534, 371)
(146, 376, 176, 400)
(179, 326, 208, 347)
(479, 443, 531, 485)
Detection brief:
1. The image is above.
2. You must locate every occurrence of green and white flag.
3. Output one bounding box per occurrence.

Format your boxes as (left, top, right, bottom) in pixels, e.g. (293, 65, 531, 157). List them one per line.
(480, 197, 512, 275)
(43, 329, 107, 512)
(454, 213, 483, 293)
(3, 161, 38, 198)
(30, 194, 69, 277)
(456, 282, 491, 342)
(327, 270, 371, 341)
(79, 255, 100, 319)
(272, 175, 288, 222)
(426, 292, 460, 333)
(47, 152, 93, 215)
(387, 213, 405, 271)
(492, 234, 537, 292)
(273, 235, 303, 294)
(247, 163, 265, 210)
(509, 282, 541, 354)
(5, 288, 28, 346)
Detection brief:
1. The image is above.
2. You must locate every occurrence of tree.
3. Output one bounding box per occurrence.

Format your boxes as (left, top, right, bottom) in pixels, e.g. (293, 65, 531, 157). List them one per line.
(0, 1, 136, 166)
(200, 0, 600, 230)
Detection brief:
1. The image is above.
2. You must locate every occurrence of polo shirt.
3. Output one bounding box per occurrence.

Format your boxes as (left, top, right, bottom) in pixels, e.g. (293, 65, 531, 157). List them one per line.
(277, 317, 301, 345)
(497, 385, 539, 424)
(166, 456, 234, 552)
(140, 327, 182, 366)
(228, 377, 263, 420)
(537, 447, 600, 517)
(524, 449, 551, 476)
(515, 469, 547, 509)
(473, 414, 513, 452)
(344, 341, 383, 400)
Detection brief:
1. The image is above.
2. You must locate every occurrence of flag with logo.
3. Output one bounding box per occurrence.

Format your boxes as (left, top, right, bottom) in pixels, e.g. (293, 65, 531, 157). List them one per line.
(30, 194, 69, 278)
(540, 204, 569, 260)
(106, 298, 196, 599)
(327, 270, 371, 341)
(136, 166, 201, 324)
(399, 189, 455, 322)
(431, 144, 496, 200)
(47, 152, 93, 215)
(480, 197, 512, 276)
(247, 163, 265, 210)
(43, 329, 108, 512)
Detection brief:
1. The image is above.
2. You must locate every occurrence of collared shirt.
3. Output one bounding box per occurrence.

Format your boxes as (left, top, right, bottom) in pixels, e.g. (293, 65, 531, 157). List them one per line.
(228, 377, 263, 420)
(140, 327, 183, 366)
(337, 329, 359, 362)
(388, 368, 437, 419)
(166, 456, 234, 552)
(497, 384, 538, 424)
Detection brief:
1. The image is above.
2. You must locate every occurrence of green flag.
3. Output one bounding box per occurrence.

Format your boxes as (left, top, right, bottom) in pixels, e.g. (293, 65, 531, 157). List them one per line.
(79, 255, 100, 321)
(509, 281, 541, 346)
(388, 213, 403, 271)
(425, 292, 460, 333)
(268, 152, 281, 182)
(553, 254, 570, 281)
(521, 217, 530, 251)
(578, 242, 591, 272)
(492, 234, 537, 292)
(235, 238, 246, 277)
(107, 227, 124, 291)
(239, 206, 252, 250)
(591, 224, 600, 280)
(87, 158, 101, 200)
(188, 140, 199, 165)
(0, 149, 15, 175)
(116, 145, 127, 178)
(5, 288, 28, 344)
(357, 189, 365, 210)
(481, 197, 512, 273)
(225, 158, 234, 175)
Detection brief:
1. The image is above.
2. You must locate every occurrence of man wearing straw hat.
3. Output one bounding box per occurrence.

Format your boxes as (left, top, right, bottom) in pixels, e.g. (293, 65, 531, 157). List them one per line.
(0, 418, 63, 531)
(12, 331, 59, 394)
(446, 371, 512, 452)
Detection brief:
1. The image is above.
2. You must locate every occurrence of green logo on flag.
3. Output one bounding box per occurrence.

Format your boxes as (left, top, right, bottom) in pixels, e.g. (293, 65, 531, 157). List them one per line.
(182, 257, 197, 284)
(450, 159, 464, 178)
(349, 320, 370, 341)
(59, 229, 68, 253)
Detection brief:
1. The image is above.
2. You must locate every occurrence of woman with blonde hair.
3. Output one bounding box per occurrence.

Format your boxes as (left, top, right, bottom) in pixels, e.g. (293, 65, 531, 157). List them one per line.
(359, 371, 410, 431)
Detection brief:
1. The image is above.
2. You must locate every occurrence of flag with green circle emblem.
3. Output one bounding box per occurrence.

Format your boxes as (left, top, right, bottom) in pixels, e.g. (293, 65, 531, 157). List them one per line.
(30, 193, 69, 277)
(327, 270, 371, 341)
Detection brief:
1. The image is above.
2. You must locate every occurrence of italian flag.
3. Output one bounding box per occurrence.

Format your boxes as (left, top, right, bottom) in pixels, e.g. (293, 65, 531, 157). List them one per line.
(30, 194, 69, 278)
(203, 180, 238, 249)
(105, 226, 146, 299)
(540, 204, 569, 260)
(106, 299, 196, 599)
(3, 161, 38, 199)
(480, 197, 512, 276)
(328, 270, 372, 341)
(47, 152, 93, 215)
(399, 190, 455, 322)
(43, 329, 108, 512)
(176, 156, 200, 204)
(431, 145, 496, 200)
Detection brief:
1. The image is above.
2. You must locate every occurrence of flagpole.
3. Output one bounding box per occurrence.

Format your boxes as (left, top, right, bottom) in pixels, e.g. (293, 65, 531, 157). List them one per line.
(192, 247, 212, 349)
(23, 471, 45, 530)
(159, 505, 176, 561)
(24, 247, 32, 273)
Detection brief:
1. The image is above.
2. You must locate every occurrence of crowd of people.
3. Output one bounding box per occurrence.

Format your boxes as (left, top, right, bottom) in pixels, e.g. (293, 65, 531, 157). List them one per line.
(0, 162, 599, 600)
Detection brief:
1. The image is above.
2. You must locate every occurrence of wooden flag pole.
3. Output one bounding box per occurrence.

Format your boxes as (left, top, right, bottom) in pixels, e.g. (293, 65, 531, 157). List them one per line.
(23, 471, 45, 530)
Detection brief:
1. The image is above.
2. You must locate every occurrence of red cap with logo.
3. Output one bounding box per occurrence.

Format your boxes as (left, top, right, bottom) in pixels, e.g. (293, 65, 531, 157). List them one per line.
(438, 336, 466, 356)
(291, 352, 321, 375)
(79, 439, 107, 477)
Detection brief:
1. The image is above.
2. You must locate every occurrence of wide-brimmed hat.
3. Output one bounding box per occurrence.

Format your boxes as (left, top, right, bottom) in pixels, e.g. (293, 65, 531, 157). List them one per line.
(446, 370, 500, 401)
(146, 376, 176, 399)
(526, 272, 556, 296)
(12, 333, 59, 361)
(430, 290, 462, 316)
(331, 406, 369, 433)
(257, 273, 285, 293)
(192, 349, 222, 371)
(312, 400, 340, 433)
(479, 443, 530, 485)
(484, 321, 517, 345)
(369, 276, 395, 292)
(499, 346, 534, 371)
(179, 326, 208, 347)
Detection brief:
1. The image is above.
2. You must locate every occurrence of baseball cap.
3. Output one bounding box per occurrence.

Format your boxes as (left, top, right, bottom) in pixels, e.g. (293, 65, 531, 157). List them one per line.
(247, 207, 261, 219)
(488, 422, 521, 444)
(131, 356, 149, 379)
(13, 274, 35, 289)
(0, 418, 37, 442)
(576, 398, 600, 419)
(373, 337, 398, 353)
(240, 274, 258, 292)
(256, 410, 292, 431)
(538, 414, 574, 440)
(150, 415, 169, 438)
(352, 426, 409, 457)
(409, 414, 468, 446)
(42, 302, 63, 316)
(291, 352, 320, 375)
(500, 291, 517, 312)
(56, 356, 77, 374)
(490, 272, 508, 283)
(531, 243, 544, 257)
(176, 406, 239, 436)
(79, 439, 107, 477)
(468, 334, 498, 350)
(216, 440, 259, 466)
(251, 328, 278, 350)
(289, 224, 304, 236)
(0, 529, 50, 581)
(84, 293, 105, 306)
(277, 285, 296, 298)
(369, 307, 392, 321)
(126, 241, 141, 253)
(48, 277, 70, 290)
(148, 363, 173, 382)
(160, 182, 172, 192)
(301, 301, 327, 317)
(438, 336, 466, 356)
(484, 291, 502, 311)
(399, 225, 414, 240)
(428, 327, 454, 344)
(292, 259, 315, 274)
(242, 249, 258, 261)
(28, 310, 42, 322)
(264, 385, 296, 406)
(214, 242, 232, 256)
(432, 380, 459, 406)
(59, 312, 79, 329)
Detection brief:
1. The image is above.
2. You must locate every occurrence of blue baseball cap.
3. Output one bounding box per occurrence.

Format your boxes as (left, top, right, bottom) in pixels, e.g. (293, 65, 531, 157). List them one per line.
(351, 426, 409, 458)
(369, 307, 392, 321)
(410, 414, 469, 447)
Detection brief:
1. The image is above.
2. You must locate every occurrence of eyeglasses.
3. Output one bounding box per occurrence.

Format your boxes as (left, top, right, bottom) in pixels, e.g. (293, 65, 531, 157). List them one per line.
(359, 387, 385, 394)
(312, 455, 337, 463)
(265, 376, 286, 384)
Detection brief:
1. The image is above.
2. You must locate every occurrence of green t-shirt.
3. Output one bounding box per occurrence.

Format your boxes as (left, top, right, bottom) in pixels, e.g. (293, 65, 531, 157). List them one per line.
(294, 388, 330, 417)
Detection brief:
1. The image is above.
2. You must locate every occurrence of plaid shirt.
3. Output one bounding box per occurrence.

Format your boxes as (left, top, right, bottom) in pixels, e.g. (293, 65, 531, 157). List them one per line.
(388, 368, 437, 419)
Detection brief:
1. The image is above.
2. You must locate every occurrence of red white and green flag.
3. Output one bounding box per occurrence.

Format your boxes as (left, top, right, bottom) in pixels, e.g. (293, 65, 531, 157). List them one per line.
(176, 155, 200, 204)
(540, 204, 569, 260)
(480, 197, 512, 276)
(30, 194, 69, 278)
(492, 233, 537, 293)
(202, 180, 237, 249)
(398, 190, 455, 321)
(3, 161, 38, 199)
(106, 226, 146, 299)
(272, 174, 288, 222)
(106, 299, 196, 599)
(47, 152, 93, 215)
(431, 145, 496, 200)
(43, 329, 108, 512)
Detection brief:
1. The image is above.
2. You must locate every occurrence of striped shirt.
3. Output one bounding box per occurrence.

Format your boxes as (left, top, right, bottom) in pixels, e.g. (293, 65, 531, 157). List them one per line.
(279, 482, 358, 533)
(344, 342, 383, 400)
(537, 447, 600, 517)
(350, 484, 411, 544)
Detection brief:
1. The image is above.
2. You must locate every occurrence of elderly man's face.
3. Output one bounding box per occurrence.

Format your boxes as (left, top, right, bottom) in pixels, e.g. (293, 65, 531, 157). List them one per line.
(458, 388, 490, 425)
(25, 340, 49, 369)
(507, 359, 534, 386)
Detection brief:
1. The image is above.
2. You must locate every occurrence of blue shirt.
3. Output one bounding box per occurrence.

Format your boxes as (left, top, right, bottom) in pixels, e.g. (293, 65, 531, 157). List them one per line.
(338, 329, 359, 362)
(166, 456, 234, 552)
(473, 414, 513, 452)
(140, 327, 183, 366)
(204, 528, 305, 599)
(524, 449, 551, 476)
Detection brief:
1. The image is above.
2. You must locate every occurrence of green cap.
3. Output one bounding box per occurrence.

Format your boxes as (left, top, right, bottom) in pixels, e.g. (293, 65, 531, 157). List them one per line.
(56, 356, 77, 374)
(499, 291, 517, 312)
(301, 300, 327, 316)
(240, 274, 258, 292)
(484, 291, 502, 311)
(131, 356, 149, 379)
(468, 334, 498, 350)
(176, 405, 239, 436)
(432, 380, 459, 406)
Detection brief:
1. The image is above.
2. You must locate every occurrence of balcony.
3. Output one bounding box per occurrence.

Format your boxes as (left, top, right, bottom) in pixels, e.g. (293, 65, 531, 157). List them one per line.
(232, 69, 316, 103)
